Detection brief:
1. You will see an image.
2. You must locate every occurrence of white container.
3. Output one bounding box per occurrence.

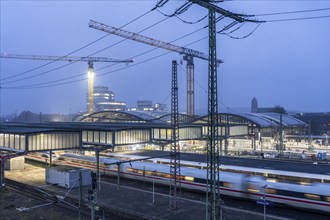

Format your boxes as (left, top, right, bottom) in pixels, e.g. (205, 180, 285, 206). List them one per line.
(5, 156, 25, 170)
(46, 167, 91, 188)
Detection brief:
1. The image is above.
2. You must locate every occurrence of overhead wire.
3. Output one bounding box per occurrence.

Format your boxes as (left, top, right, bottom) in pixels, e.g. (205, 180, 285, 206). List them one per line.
(263, 15, 330, 23)
(2, 5, 329, 88)
(1, 8, 155, 82)
(1, 16, 170, 85)
(155, 1, 208, 24)
(157, 7, 208, 24)
(255, 7, 330, 16)
(2, 29, 211, 89)
(218, 23, 262, 39)
(3, 17, 264, 89)
(3, 21, 210, 89)
(189, 69, 241, 114)
(6, 5, 325, 85)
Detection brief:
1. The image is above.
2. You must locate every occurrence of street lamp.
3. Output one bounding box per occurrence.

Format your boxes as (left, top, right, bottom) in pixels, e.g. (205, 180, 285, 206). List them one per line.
(262, 184, 268, 220)
(152, 170, 156, 204)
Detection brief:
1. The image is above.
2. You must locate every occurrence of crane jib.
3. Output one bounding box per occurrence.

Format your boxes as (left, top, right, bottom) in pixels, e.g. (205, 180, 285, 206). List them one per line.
(89, 20, 222, 63)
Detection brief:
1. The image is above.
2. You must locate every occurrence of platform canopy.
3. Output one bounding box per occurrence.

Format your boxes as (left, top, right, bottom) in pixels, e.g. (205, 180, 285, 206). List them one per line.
(0, 123, 81, 154)
(79, 110, 306, 128)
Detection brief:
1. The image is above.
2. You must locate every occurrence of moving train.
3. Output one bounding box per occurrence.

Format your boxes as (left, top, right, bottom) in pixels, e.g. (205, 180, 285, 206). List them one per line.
(55, 153, 330, 213)
(104, 153, 330, 185)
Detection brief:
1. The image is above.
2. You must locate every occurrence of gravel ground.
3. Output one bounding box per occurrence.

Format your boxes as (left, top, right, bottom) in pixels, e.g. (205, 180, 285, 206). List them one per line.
(0, 187, 87, 220)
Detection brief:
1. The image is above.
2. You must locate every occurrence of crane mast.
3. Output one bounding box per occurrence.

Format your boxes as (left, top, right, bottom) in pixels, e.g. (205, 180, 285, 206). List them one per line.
(89, 20, 223, 116)
(0, 53, 134, 114)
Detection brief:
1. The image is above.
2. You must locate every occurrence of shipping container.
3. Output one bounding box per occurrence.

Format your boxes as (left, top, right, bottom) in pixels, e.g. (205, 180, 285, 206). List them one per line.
(46, 166, 91, 188)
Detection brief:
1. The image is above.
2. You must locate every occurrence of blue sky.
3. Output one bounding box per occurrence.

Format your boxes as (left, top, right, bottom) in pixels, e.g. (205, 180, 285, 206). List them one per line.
(0, 0, 329, 115)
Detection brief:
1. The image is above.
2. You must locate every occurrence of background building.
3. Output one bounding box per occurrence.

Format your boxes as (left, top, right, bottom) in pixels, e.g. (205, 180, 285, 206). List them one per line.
(127, 100, 167, 112)
(88, 86, 126, 111)
(251, 97, 286, 114)
(137, 100, 153, 111)
(154, 103, 167, 111)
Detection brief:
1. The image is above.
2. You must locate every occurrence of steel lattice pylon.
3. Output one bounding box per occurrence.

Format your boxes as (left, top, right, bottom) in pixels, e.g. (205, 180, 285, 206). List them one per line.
(206, 8, 221, 220)
(170, 60, 181, 208)
(187, 1, 261, 218)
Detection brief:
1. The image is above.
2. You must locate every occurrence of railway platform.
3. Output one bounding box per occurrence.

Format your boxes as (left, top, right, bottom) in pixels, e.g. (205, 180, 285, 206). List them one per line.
(4, 163, 292, 220)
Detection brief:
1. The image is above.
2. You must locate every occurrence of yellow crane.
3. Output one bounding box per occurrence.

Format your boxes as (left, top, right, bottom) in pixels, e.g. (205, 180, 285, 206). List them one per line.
(0, 53, 134, 114)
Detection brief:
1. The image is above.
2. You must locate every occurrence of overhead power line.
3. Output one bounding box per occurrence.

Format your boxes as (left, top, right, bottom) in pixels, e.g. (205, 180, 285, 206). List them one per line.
(264, 15, 330, 23)
(218, 23, 262, 39)
(2, 31, 211, 90)
(256, 7, 330, 16)
(1, 15, 170, 85)
(2, 4, 328, 87)
(1, 9, 153, 82)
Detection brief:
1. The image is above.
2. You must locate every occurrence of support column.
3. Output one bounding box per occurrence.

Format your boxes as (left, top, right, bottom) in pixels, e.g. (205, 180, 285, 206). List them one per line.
(79, 171, 83, 220)
(49, 150, 52, 167)
(279, 114, 283, 153)
(0, 158, 5, 187)
(251, 136, 256, 151)
(224, 125, 229, 156)
(96, 149, 100, 190)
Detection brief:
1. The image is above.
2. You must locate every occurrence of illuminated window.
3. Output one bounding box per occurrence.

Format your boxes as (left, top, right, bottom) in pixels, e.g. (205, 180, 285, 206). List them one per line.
(247, 188, 259, 193)
(299, 182, 310, 186)
(304, 194, 320, 200)
(326, 197, 330, 202)
(265, 188, 277, 194)
(266, 178, 277, 183)
(184, 176, 195, 182)
(247, 184, 259, 193)
(223, 182, 232, 188)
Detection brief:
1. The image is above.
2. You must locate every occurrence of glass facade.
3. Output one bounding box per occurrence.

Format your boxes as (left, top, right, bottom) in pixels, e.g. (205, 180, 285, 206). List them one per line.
(28, 132, 80, 151)
(0, 133, 26, 151)
(115, 129, 150, 145)
(82, 130, 113, 145)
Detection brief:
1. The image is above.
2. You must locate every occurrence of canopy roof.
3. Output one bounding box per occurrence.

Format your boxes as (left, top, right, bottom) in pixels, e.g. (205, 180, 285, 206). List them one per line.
(79, 111, 307, 128)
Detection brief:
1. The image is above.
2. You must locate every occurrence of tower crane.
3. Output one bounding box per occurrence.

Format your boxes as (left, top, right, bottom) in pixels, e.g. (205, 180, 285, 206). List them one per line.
(89, 20, 223, 116)
(0, 53, 134, 114)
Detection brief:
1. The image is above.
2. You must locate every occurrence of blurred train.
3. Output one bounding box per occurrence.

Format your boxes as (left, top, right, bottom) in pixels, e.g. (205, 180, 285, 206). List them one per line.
(25, 151, 59, 164)
(104, 153, 330, 185)
(55, 153, 330, 213)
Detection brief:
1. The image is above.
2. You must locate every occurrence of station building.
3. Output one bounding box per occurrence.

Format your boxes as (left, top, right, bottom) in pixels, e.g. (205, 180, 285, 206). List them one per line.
(78, 110, 307, 154)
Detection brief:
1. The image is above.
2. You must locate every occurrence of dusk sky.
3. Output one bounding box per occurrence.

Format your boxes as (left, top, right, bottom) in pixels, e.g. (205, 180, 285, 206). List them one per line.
(1, 0, 329, 116)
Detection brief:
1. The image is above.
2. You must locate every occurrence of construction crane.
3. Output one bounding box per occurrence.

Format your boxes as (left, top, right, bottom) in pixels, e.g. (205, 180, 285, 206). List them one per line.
(89, 20, 223, 116)
(0, 53, 134, 114)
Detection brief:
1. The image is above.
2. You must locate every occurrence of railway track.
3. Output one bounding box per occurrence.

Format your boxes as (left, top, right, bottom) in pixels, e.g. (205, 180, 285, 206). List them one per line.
(5, 179, 159, 220)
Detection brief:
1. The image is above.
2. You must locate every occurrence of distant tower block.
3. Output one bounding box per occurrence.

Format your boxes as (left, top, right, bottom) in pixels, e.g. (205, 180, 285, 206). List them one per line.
(251, 97, 258, 113)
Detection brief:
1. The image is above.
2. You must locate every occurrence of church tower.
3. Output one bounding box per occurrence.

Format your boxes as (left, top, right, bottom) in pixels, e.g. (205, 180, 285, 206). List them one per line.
(251, 97, 258, 113)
